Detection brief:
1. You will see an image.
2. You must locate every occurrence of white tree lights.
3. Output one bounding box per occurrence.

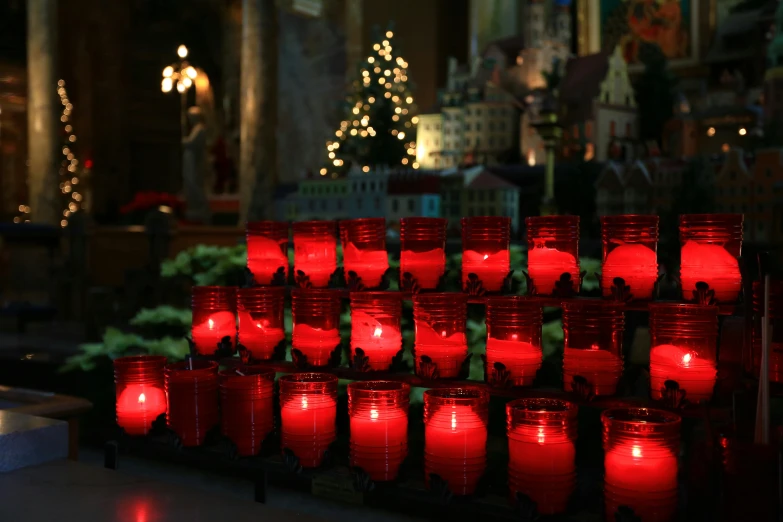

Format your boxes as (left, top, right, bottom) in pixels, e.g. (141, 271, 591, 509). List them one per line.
(322, 28, 419, 177)
(57, 80, 83, 227)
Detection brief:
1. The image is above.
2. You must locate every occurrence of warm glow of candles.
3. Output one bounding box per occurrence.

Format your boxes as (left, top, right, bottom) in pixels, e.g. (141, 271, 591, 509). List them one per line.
(527, 246, 580, 295)
(485, 339, 541, 386)
(602, 243, 658, 299)
(461, 216, 511, 293)
(116, 384, 166, 436)
(292, 324, 340, 366)
(680, 241, 741, 302)
(413, 294, 468, 379)
(247, 236, 288, 284)
(191, 311, 236, 353)
(279, 373, 338, 468)
(294, 221, 337, 287)
(462, 249, 510, 291)
(400, 217, 448, 290)
(649, 344, 716, 401)
(343, 243, 389, 288)
(351, 305, 402, 370)
(400, 248, 446, 289)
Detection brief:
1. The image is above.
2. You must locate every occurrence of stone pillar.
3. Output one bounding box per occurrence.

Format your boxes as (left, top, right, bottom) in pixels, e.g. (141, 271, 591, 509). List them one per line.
(27, 0, 59, 224)
(344, 0, 363, 76)
(239, 0, 278, 223)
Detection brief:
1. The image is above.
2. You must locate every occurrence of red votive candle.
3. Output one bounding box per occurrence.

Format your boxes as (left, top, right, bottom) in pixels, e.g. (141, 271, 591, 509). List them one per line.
(236, 286, 286, 361)
(601, 215, 659, 300)
(191, 286, 237, 355)
(279, 373, 338, 468)
(461, 216, 511, 292)
(679, 214, 743, 302)
(413, 293, 469, 378)
(246, 221, 289, 285)
(424, 387, 489, 495)
(526, 216, 581, 295)
(350, 292, 402, 370)
(400, 217, 448, 290)
(114, 355, 167, 436)
(219, 367, 275, 456)
(340, 218, 389, 288)
(507, 398, 577, 514)
(753, 280, 783, 382)
(348, 381, 410, 481)
(562, 300, 624, 396)
(165, 360, 219, 447)
(602, 408, 681, 522)
(485, 296, 543, 386)
(291, 288, 342, 366)
(649, 303, 718, 402)
(293, 220, 337, 287)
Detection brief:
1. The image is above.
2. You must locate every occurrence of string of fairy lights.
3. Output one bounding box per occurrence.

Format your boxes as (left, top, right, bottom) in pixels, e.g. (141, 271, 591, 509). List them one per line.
(321, 29, 419, 177)
(58, 79, 83, 227)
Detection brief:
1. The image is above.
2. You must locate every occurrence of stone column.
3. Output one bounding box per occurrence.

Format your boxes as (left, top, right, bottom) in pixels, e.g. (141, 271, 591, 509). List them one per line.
(239, 0, 278, 223)
(27, 0, 59, 224)
(344, 0, 363, 77)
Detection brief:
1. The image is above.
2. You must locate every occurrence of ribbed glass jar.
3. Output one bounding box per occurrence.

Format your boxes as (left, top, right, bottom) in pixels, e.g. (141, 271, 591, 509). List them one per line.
(246, 221, 289, 285)
(165, 360, 219, 447)
(485, 296, 543, 386)
(340, 218, 389, 289)
(525, 216, 581, 296)
(114, 355, 167, 436)
(348, 381, 410, 481)
(412, 293, 469, 379)
(461, 216, 511, 292)
(293, 220, 337, 288)
(649, 303, 718, 402)
(752, 280, 783, 383)
(191, 286, 236, 355)
(236, 286, 286, 361)
(219, 367, 275, 456)
(679, 213, 743, 302)
(602, 408, 681, 522)
(350, 292, 402, 370)
(279, 373, 338, 468)
(562, 300, 624, 396)
(600, 215, 659, 300)
(400, 217, 448, 290)
(291, 288, 342, 366)
(423, 387, 489, 495)
(507, 398, 578, 514)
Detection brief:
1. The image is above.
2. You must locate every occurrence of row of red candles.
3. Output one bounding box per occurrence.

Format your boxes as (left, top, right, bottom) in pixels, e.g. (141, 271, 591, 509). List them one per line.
(193, 288, 738, 399)
(114, 359, 680, 522)
(249, 214, 744, 302)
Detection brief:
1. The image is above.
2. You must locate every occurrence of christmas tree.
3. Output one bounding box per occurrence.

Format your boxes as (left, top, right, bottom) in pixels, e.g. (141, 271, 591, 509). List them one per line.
(321, 25, 419, 177)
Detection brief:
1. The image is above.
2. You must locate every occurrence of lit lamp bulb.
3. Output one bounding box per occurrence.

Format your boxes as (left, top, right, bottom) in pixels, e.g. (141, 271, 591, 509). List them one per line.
(163, 66, 174, 78)
(182, 77, 193, 89)
(177, 45, 188, 58)
(176, 82, 186, 93)
(185, 66, 197, 79)
(161, 77, 173, 93)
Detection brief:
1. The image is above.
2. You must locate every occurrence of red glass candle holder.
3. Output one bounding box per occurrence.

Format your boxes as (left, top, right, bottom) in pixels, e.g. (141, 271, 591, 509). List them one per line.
(752, 280, 783, 382)
(400, 217, 448, 290)
(413, 293, 468, 379)
(461, 216, 511, 293)
(291, 289, 342, 367)
(246, 221, 289, 285)
(348, 381, 410, 481)
(525, 216, 581, 296)
(600, 215, 659, 300)
(293, 220, 337, 288)
(165, 360, 219, 447)
(507, 398, 577, 514)
(236, 287, 286, 361)
(340, 218, 389, 289)
(649, 303, 718, 402)
(562, 300, 624, 396)
(191, 286, 237, 355)
(350, 292, 402, 371)
(485, 296, 543, 386)
(679, 214, 743, 302)
(602, 408, 681, 522)
(279, 373, 338, 468)
(114, 355, 167, 436)
(423, 387, 489, 495)
(218, 367, 275, 456)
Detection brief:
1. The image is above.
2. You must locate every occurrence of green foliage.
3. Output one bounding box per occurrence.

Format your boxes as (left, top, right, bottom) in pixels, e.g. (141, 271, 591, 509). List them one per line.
(161, 244, 247, 286)
(579, 257, 601, 293)
(130, 306, 192, 329)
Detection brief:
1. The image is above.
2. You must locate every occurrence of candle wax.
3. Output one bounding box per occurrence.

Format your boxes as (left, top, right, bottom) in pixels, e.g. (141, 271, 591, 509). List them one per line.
(116, 384, 167, 435)
(343, 243, 389, 288)
(485, 338, 542, 386)
(351, 311, 402, 370)
(462, 249, 510, 292)
(294, 239, 336, 287)
(238, 312, 285, 359)
(602, 243, 657, 299)
(527, 247, 579, 295)
(247, 236, 288, 284)
(401, 248, 446, 289)
(680, 240, 741, 302)
(281, 394, 337, 467)
(563, 348, 623, 396)
(415, 322, 467, 377)
(292, 323, 340, 366)
(425, 405, 487, 495)
(649, 344, 716, 401)
(191, 311, 236, 354)
(350, 407, 408, 480)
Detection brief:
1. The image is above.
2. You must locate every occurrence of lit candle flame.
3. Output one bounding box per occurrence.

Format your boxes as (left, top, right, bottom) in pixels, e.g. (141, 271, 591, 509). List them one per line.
(632, 445, 642, 458)
(373, 326, 383, 338)
(451, 412, 457, 430)
(441, 330, 447, 338)
(371, 409, 379, 420)
(301, 397, 308, 410)
(208, 318, 214, 329)
(138, 393, 146, 405)
(682, 353, 692, 366)
(483, 254, 489, 260)
(537, 427, 545, 444)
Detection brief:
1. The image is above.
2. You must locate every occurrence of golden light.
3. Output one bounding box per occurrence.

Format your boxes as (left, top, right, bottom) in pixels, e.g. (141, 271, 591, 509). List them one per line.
(336, 130, 343, 137)
(707, 127, 716, 137)
(161, 77, 173, 93)
(397, 132, 405, 140)
(368, 97, 375, 103)
(722, 143, 730, 153)
(176, 82, 186, 93)
(384, 92, 391, 98)
(739, 128, 747, 136)
(328, 152, 336, 159)
(395, 107, 402, 114)
(60, 220, 68, 228)
(406, 96, 413, 103)
(185, 66, 197, 79)
(362, 166, 370, 173)
(402, 158, 409, 165)
(386, 31, 393, 38)
(163, 66, 174, 77)
(385, 55, 392, 61)
(392, 115, 399, 121)
(373, 44, 381, 51)
(368, 56, 375, 63)
(333, 159, 340, 166)
(69, 135, 76, 143)
(182, 77, 193, 88)
(320, 168, 327, 175)
(384, 70, 391, 76)
(382, 40, 389, 46)
(177, 45, 188, 58)
(411, 116, 419, 124)
(412, 162, 420, 169)
(350, 129, 358, 135)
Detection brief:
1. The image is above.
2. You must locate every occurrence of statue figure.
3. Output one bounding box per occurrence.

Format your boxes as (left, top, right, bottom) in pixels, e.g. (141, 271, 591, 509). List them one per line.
(182, 106, 211, 224)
